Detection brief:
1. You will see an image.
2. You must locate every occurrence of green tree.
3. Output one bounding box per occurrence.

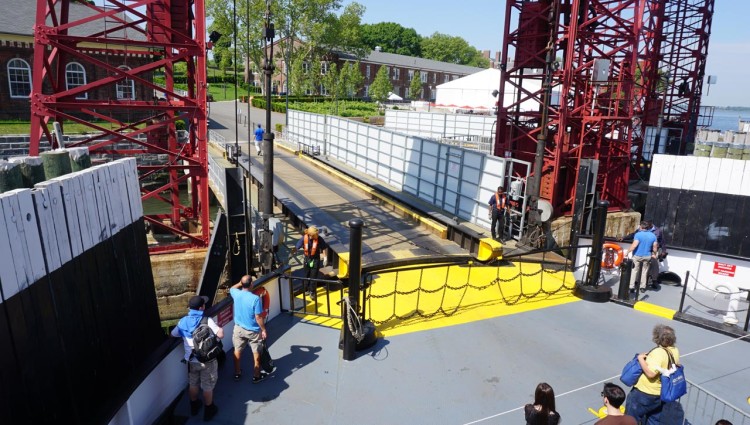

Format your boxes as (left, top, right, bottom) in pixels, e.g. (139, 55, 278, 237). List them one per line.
(421, 32, 490, 67)
(409, 70, 423, 100)
(370, 65, 392, 103)
(220, 54, 233, 98)
(360, 22, 422, 57)
(340, 62, 364, 98)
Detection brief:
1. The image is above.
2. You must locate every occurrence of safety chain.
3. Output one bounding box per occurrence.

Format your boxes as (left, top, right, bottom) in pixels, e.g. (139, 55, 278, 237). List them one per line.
(682, 292, 749, 314)
(689, 274, 749, 295)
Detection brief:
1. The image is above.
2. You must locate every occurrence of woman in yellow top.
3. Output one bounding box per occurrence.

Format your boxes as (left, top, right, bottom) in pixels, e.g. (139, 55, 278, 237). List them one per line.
(624, 324, 680, 424)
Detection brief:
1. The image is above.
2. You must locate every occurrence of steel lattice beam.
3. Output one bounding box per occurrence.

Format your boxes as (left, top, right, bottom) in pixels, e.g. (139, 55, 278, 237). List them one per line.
(29, 0, 210, 252)
(497, 0, 642, 215)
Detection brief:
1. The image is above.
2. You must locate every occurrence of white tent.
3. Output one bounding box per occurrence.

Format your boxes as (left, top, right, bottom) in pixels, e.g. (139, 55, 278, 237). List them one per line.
(435, 68, 558, 112)
(387, 92, 403, 101)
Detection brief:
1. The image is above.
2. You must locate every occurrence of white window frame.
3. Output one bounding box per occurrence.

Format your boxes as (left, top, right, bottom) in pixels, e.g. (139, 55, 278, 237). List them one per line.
(65, 62, 88, 99)
(116, 65, 135, 100)
(321, 61, 329, 75)
(405, 88, 410, 99)
(433, 73, 436, 83)
(408, 70, 414, 81)
(302, 61, 310, 74)
(366, 65, 371, 78)
(7, 58, 32, 99)
(320, 84, 328, 96)
(421, 72, 428, 83)
(394, 68, 400, 79)
(444, 75, 449, 83)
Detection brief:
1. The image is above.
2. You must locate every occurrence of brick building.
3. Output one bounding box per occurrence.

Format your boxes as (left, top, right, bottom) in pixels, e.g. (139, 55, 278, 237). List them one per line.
(258, 41, 485, 101)
(0, 0, 152, 121)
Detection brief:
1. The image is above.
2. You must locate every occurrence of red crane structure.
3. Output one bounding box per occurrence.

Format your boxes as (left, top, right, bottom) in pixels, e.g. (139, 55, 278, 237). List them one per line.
(29, 0, 210, 253)
(495, 0, 714, 217)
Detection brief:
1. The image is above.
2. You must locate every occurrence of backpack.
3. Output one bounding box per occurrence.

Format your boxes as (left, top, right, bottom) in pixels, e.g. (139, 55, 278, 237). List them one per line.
(191, 317, 223, 363)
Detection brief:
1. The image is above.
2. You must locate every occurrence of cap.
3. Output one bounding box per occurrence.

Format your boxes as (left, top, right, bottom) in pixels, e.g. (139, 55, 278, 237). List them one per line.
(307, 226, 318, 236)
(189, 295, 208, 309)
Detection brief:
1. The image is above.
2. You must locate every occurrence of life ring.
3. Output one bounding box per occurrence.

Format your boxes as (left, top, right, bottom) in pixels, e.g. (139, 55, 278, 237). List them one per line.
(252, 287, 270, 318)
(601, 243, 624, 269)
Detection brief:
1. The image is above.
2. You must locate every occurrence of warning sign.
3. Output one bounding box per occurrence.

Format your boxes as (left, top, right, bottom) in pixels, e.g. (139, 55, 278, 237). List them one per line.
(713, 262, 736, 277)
(215, 303, 234, 328)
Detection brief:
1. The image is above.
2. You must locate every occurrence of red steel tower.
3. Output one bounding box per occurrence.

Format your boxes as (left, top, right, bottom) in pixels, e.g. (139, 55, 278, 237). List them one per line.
(29, 0, 210, 252)
(496, 0, 644, 215)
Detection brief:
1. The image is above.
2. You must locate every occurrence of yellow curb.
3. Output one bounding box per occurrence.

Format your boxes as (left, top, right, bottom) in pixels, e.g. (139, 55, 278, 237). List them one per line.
(633, 301, 676, 320)
(477, 237, 503, 261)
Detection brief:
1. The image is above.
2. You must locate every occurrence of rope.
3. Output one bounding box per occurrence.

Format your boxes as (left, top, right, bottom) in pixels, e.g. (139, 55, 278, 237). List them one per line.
(343, 296, 364, 342)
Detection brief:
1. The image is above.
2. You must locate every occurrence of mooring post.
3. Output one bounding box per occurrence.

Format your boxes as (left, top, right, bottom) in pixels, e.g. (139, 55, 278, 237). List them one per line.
(586, 200, 609, 286)
(343, 218, 363, 361)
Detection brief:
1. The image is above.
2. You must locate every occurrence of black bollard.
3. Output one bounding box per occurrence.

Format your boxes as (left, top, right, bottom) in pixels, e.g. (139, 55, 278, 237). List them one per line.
(585, 200, 609, 287)
(618, 258, 633, 300)
(573, 200, 612, 302)
(342, 219, 363, 361)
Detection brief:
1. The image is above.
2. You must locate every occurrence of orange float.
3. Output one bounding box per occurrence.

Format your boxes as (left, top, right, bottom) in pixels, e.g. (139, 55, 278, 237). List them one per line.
(252, 287, 270, 318)
(601, 243, 624, 269)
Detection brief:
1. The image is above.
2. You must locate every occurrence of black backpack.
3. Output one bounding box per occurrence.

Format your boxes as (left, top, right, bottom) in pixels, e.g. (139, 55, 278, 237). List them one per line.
(191, 317, 223, 363)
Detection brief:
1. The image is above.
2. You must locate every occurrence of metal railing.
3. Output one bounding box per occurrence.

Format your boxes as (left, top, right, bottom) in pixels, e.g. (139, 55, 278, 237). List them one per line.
(682, 379, 750, 424)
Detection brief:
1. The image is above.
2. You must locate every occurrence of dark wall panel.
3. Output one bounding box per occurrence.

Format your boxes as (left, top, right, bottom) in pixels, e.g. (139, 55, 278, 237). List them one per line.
(647, 187, 750, 258)
(4, 219, 165, 425)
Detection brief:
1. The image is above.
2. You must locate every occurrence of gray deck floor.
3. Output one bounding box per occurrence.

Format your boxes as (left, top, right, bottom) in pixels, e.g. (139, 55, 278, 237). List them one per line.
(176, 297, 750, 425)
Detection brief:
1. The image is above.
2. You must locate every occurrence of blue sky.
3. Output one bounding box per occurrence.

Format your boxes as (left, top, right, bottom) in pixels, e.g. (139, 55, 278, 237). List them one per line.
(345, 0, 750, 107)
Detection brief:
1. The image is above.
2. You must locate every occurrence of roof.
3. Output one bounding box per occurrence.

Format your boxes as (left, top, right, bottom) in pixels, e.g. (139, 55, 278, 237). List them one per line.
(436, 67, 501, 89)
(0, 0, 146, 41)
(336, 49, 486, 75)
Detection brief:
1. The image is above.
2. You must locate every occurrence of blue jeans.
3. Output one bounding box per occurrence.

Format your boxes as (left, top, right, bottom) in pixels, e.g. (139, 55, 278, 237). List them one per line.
(625, 387, 662, 424)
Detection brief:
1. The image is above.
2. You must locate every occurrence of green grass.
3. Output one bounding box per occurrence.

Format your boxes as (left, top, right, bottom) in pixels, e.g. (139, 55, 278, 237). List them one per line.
(286, 100, 381, 118)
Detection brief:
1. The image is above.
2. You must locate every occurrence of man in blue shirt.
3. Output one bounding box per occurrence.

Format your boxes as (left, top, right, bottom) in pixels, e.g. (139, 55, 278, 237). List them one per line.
(254, 124, 264, 155)
(229, 275, 268, 383)
(627, 221, 658, 292)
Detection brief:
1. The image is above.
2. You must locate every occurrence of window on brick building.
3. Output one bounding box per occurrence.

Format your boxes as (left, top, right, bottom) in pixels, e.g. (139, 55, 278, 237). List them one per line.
(8, 58, 32, 98)
(366, 65, 370, 78)
(302, 61, 310, 74)
(421, 72, 427, 83)
(364, 84, 369, 97)
(321, 61, 328, 75)
(116, 65, 135, 100)
(408, 70, 414, 81)
(394, 68, 400, 79)
(66, 62, 88, 99)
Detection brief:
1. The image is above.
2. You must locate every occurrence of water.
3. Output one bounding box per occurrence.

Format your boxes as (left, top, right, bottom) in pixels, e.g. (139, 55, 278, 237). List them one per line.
(705, 107, 750, 131)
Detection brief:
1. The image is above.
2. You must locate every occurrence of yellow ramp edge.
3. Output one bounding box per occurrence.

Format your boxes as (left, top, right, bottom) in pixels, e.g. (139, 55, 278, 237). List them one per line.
(477, 237, 503, 261)
(633, 301, 676, 320)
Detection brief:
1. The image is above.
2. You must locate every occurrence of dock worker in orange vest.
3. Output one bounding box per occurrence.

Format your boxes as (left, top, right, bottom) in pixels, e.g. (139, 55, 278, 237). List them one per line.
(291, 226, 328, 300)
(488, 186, 510, 241)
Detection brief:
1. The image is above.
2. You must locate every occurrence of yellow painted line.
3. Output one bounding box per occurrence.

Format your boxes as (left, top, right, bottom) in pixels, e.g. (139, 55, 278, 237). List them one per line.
(276, 142, 448, 239)
(633, 301, 676, 320)
(295, 261, 580, 337)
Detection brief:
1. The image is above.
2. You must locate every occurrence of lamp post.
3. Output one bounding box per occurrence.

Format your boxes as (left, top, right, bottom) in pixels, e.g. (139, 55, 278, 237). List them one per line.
(259, 0, 276, 272)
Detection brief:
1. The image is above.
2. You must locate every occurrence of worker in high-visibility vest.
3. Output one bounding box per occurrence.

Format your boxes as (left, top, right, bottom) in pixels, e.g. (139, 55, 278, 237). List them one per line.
(488, 186, 510, 241)
(291, 226, 328, 300)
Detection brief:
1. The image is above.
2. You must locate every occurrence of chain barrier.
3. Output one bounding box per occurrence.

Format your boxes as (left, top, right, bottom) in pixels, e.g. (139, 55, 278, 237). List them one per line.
(364, 245, 591, 326)
(682, 274, 750, 314)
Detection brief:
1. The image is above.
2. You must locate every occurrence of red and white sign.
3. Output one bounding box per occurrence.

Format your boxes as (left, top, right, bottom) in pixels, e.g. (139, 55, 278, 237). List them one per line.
(215, 303, 234, 328)
(713, 262, 736, 277)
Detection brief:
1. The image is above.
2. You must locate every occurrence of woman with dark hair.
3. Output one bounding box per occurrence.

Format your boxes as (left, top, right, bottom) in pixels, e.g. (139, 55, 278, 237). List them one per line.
(524, 382, 561, 425)
(624, 324, 681, 424)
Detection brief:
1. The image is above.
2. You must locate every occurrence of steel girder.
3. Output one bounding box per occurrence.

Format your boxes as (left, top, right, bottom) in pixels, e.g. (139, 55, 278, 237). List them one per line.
(497, 0, 645, 215)
(29, 0, 210, 252)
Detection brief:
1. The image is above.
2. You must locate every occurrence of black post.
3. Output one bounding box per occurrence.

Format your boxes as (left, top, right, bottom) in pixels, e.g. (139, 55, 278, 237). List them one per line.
(618, 258, 633, 300)
(678, 271, 690, 313)
(343, 219, 363, 361)
(585, 200, 609, 286)
(260, 0, 276, 273)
